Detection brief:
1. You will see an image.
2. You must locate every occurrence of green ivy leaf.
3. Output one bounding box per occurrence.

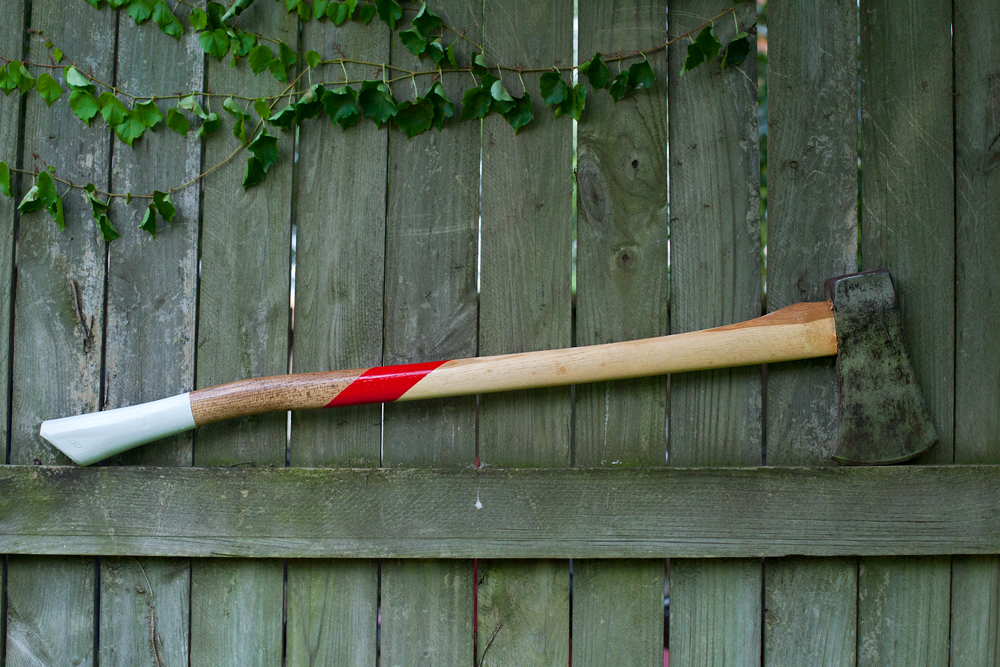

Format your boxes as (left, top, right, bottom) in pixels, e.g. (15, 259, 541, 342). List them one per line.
(398, 29, 427, 57)
(555, 82, 585, 120)
(424, 40, 445, 64)
(322, 85, 360, 129)
(328, 1, 350, 25)
(223, 96, 252, 142)
(221, 0, 254, 21)
(248, 45, 273, 75)
(358, 80, 397, 125)
(539, 71, 568, 106)
(354, 2, 376, 24)
(242, 156, 267, 188)
(52, 48, 63, 63)
(115, 113, 148, 146)
(8, 63, 36, 94)
(126, 0, 153, 24)
(721, 32, 751, 68)
(253, 98, 271, 121)
(681, 25, 722, 75)
(394, 97, 433, 139)
(165, 107, 190, 135)
(266, 41, 296, 82)
(229, 30, 256, 58)
(411, 2, 442, 36)
(471, 53, 488, 77)
(305, 50, 321, 70)
(69, 91, 101, 124)
(459, 85, 490, 121)
(248, 129, 279, 172)
(200, 28, 231, 61)
(0, 161, 9, 198)
(188, 6, 208, 30)
(97, 92, 129, 126)
(140, 204, 158, 237)
(268, 103, 297, 128)
(34, 73, 64, 106)
(83, 183, 118, 242)
(425, 81, 453, 130)
(64, 66, 95, 94)
(502, 93, 533, 132)
(152, 0, 184, 38)
(152, 190, 175, 223)
(197, 111, 221, 136)
(179, 94, 207, 119)
(18, 172, 64, 229)
(374, 0, 402, 30)
(17, 185, 43, 213)
(579, 52, 610, 90)
(133, 100, 163, 129)
(314, 0, 328, 19)
(297, 1, 312, 21)
(85, 0, 102, 8)
(627, 60, 655, 90)
(0, 67, 12, 96)
(608, 70, 629, 101)
(205, 1, 227, 29)
(293, 84, 326, 123)
(446, 43, 456, 68)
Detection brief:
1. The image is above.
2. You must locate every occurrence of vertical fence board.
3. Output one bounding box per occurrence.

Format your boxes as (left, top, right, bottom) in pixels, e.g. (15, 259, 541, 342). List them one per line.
(952, 0, 1000, 663)
(379, 2, 480, 665)
(189, 1, 295, 664)
(763, 0, 858, 665)
(6, 0, 116, 663)
(858, 0, 953, 664)
(666, 1, 761, 665)
(0, 1, 20, 661)
(285, 18, 387, 667)
(478, 0, 573, 663)
(97, 7, 203, 664)
(574, 0, 667, 664)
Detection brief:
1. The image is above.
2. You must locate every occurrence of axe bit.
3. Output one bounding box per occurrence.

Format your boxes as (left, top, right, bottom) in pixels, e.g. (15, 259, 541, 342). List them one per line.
(41, 269, 936, 466)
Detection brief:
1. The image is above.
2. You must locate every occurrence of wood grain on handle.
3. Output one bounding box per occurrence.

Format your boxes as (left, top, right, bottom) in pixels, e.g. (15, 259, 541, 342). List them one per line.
(189, 301, 836, 426)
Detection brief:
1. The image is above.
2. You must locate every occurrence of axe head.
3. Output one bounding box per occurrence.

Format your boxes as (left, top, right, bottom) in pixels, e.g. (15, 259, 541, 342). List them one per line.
(826, 270, 938, 465)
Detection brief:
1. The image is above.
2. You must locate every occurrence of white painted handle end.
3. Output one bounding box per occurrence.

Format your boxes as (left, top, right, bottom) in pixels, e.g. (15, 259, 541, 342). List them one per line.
(39, 393, 196, 466)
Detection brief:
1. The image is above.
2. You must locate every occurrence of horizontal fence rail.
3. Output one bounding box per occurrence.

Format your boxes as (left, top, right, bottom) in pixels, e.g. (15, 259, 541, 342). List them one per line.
(2, 464, 998, 559)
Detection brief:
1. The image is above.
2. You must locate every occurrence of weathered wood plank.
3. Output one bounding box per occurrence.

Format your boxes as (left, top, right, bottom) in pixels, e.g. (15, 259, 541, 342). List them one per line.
(6, 0, 115, 663)
(190, 2, 295, 664)
(3, 465, 999, 558)
(379, 3, 480, 665)
(763, 0, 859, 664)
(284, 17, 386, 667)
(666, 1, 761, 665)
(858, 0, 954, 663)
(574, 0, 668, 663)
(99, 557, 190, 667)
(478, 1, 573, 664)
(6, 556, 95, 666)
(952, 1, 1000, 665)
(97, 7, 203, 665)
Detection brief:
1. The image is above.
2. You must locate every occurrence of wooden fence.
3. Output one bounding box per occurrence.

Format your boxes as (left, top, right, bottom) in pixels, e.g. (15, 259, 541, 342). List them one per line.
(1, 0, 998, 664)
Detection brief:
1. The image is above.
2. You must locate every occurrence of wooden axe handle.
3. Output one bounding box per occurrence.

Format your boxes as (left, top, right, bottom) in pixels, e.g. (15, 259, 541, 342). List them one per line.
(190, 300, 837, 426)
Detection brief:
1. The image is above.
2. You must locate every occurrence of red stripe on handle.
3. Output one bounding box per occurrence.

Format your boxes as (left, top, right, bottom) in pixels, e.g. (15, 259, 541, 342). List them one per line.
(325, 360, 449, 407)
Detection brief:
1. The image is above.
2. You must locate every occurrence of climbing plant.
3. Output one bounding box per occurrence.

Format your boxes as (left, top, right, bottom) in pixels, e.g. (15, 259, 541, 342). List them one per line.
(0, 0, 753, 241)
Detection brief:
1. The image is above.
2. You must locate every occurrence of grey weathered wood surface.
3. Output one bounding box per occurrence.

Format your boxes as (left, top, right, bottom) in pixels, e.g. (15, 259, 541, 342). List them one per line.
(3, 465, 999, 558)
(763, 0, 859, 664)
(952, 0, 1000, 663)
(98, 6, 203, 665)
(478, 2, 573, 664)
(0, 3, 18, 662)
(189, 2, 294, 664)
(5, 0, 115, 663)
(859, 0, 954, 663)
(667, 1, 762, 665)
(284, 16, 386, 667)
(575, 0, 667, 663)
(379, 2, 480, 665)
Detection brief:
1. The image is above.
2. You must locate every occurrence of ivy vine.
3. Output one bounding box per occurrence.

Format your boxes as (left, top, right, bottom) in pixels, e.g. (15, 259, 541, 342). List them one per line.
(0, 0, 752, 241)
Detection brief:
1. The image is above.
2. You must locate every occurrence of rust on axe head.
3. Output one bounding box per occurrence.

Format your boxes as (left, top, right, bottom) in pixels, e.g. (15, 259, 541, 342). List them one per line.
(826, 270, 938, 465)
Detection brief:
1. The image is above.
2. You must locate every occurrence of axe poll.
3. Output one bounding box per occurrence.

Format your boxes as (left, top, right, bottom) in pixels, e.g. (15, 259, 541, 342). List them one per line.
(40, 269, 937, 466)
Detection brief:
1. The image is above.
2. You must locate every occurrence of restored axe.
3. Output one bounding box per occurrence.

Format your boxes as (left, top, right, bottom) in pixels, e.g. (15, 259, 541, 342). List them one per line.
(41, 269, 936, 466)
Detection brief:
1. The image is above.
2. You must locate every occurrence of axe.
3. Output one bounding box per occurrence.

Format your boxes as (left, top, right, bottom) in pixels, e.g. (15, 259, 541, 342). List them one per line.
(40, 270, 937, 467)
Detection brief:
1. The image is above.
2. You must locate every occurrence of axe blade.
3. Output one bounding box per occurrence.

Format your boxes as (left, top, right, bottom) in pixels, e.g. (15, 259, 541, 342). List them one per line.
(826, 270, 938, 465)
